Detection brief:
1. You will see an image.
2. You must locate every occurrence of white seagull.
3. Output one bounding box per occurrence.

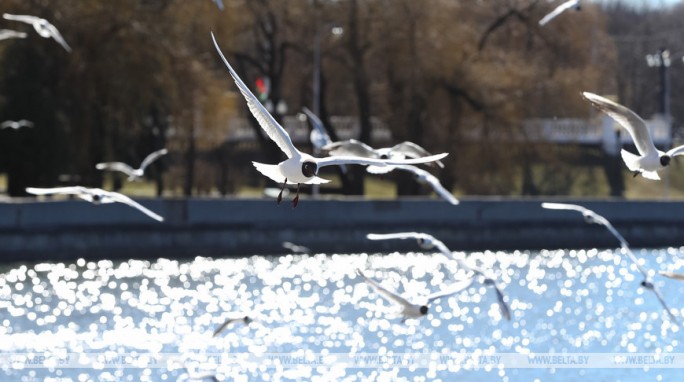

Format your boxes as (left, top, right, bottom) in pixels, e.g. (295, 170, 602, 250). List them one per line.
(0, 29, 27, 40)
(539, 0, 581, 26)
(212, 315, 252, 337)
(96, 148, 168, 181)
(26, 186, 164, 222)
(542, 202, 679, 323)
(366, 232, 511, 320)
(211, 32, 448, 207)
(323, 139, 445, 175)
(367, 164, 459, 205)
(356, 268, 473, 322)
(282, 241, 311, 254)
(302, 107, 346, 174)
(582, 91, 684, 180)
(1, 119, 33, 129)
(3, 13, 71, 52)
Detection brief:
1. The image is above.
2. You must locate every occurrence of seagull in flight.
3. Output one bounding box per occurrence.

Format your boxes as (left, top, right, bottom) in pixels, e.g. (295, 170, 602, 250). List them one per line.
(539, 0, 581, 26)
(366, 232, 511, 320)
(1, 119, 33, 129)
(211, 32, 448, 207)
(542, 202, 679, 323)
(323, 139, 445, 175)
(96, 148, 168, 181)
(367, 164, 458, 205)
(3, 13, 71, 52)
(356, 268, 473, 322)
(26, 186, 164, 222)
(282, 241, 311, 254)
(301, 107, 346, 174)
(0, 29, 27, 40)
(212, 316, 252, 337)
(582, 91, 684, 180)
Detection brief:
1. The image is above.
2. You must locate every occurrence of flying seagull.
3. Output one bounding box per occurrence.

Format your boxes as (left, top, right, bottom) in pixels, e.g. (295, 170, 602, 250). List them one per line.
(542, 202, 679, 323)
(211, 32, 448, 207)
(539, 0, 581, 26)
(282, 241, 311, 254)
(582, 91, 684, 180)
(323, 139, 445, 175)
(26, 186, 164, 222)
(212, 316, 252, 337)
(366, 232, 511, 320)
(96, 148, 168, 181)
(3, 13, 71, 52)
(356, 268, 473, 322)
(367, 164, 459, 205)
(1, 119, 33, 129)
(301, 107, 346, 174)
(0, 29, 27, 40)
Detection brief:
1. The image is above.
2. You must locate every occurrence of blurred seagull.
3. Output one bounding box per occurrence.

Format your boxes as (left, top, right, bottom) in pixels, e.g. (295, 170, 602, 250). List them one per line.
(367, 164, 458, 205)
(324, 139, 445, 175)
(282, 241, 311, 254)
(539, 0, 580, 26)
(96, 148, 168, 181)
(356, 268, 473, 322)
(212, 0, 224, 11)
(542, 202, 679, 323)
(3, 13, 71, 52)
(301, 107, 347, 174)
(212, 316, 252, 337)
(211, 32, 448, 208)
(1, 119, 33, 129)
(26, 186, 164, 222)
(582, 92, 684, 180)
(0, 29, 27, 40)
(366, 232, 511, 320)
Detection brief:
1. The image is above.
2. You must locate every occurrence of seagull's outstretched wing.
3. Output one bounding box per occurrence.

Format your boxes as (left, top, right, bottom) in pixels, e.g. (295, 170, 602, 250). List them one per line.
(582, 92, 657, 158)
(212, 33, 298, 159)
(26, 186, 87, 196)
(139, 148, 169, 171)
(426, 278, 474, 304)
(660, 271, 684, 281)
(323, 139, 378, 158)
(395, 165, 458, 205)
(282, 241, 311, 254)
(213, 0, 225, 11)
(104, 191, 164, 222)
(367, 232, 424, 241)
(390, 142, 445, 168)
(0, 29, 27, 40)
(541, 202, 587, 213)
(2, 13, 40, 24)
(492, 284, 511, 321)
(356, 269, 413, 309)
(96, 162, 137, 177)
(45, 23, 71, 52)
(539, 0, 579, 26)
(316, 153, 448, 169)
(302, 107, 332, 149)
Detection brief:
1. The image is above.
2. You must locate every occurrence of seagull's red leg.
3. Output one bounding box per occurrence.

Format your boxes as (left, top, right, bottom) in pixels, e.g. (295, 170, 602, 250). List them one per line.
(292, 183, 301, 208)
(277, 179, 287, 204)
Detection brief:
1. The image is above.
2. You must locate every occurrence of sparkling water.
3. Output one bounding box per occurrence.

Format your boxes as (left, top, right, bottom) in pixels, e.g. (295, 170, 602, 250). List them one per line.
(1, 248, 683, 381)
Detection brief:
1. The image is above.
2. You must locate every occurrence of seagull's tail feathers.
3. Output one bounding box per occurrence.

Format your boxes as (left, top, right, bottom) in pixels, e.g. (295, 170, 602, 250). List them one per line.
(304, 176, 331, 185)
(620, 149, 642, 173)
(641, 170, 661, 180)
(252, 162, 287, 184)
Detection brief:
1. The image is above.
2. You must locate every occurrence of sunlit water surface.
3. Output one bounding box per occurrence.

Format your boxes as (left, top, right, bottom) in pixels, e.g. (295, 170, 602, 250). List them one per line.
(1, 248, 684, 381)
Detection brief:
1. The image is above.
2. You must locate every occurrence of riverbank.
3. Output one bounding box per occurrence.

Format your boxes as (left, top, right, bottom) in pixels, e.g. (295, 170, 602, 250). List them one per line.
(0, 197, 682, 262)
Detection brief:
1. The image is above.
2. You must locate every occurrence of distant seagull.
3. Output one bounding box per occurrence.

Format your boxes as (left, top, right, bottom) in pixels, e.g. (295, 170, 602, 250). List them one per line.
(356, 268, 473, 322)
(211, 32, 448, 207)
(366, 232, 511, 320)
(212, 316, 252, 337)
(1, 119, 33, 129)
(213, 0, 224, 11)
(582, 92, 684, 180)
(323, 139, 445, 175)
(660, 271, 684, 281)
(282, 241, 311, 254)
(367, 164, 458, 205)
(539, 0, 580, 26)
(301, 107, 347, 174)
(0, 29, 27, 40)
(96, 148, 168, 181)
(2, 13, 71, 52)
(26, 186, 164, 222)
(542, 202, 679, 323)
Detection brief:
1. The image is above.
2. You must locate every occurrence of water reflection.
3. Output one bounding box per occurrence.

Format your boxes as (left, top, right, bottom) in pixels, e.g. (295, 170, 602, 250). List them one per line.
(0, 248, 682, 381)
